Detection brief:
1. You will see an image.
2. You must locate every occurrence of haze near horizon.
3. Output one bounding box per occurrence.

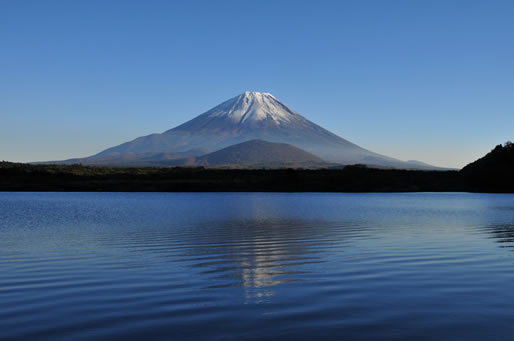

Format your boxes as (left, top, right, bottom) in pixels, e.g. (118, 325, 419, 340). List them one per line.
(1, 0, 513, 168)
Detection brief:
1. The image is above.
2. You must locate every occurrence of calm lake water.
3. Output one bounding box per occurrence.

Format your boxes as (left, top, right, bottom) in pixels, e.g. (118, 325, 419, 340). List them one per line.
(1, 192, 514, 340)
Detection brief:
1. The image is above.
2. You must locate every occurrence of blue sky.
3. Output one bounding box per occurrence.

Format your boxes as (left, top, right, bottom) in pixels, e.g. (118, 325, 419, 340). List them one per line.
(1, 0, 513, 168)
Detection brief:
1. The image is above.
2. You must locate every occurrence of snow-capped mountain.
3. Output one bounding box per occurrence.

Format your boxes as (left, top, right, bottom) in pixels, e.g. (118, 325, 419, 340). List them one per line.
(80, 91, 437, 168)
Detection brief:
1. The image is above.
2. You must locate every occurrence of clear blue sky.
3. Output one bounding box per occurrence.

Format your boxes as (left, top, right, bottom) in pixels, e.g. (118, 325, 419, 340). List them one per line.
(1, 0, 513, 168)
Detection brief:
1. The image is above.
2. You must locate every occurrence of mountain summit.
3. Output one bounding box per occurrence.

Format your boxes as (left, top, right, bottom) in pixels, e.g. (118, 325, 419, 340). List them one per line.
(75, 91, 438, 168)
(182, 91, 297, 128)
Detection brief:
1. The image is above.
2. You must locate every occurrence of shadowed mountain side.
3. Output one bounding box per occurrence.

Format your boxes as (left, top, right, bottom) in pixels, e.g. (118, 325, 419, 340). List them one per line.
(461, 142, 514, 192)
(165, 140, 333, 168)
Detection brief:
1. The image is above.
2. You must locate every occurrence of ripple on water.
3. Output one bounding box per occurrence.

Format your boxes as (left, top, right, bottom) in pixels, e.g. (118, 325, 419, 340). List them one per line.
(1, 192, 514, 340)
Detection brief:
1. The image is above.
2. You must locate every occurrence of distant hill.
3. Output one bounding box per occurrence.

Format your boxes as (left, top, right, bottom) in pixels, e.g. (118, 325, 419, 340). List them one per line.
(168, 139, 332, 168)
(461, 142, 514, 192)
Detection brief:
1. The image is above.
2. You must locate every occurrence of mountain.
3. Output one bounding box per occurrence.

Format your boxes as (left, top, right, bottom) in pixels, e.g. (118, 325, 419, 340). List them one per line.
(460, 142, 514, 192)
(462, 142, 514, 172)
(53, 91, 440, 169)
(167, 139, 332, 168)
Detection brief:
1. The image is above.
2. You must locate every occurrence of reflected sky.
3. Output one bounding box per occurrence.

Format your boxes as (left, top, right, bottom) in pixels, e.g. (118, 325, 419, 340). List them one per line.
(2, 192, 514, 340)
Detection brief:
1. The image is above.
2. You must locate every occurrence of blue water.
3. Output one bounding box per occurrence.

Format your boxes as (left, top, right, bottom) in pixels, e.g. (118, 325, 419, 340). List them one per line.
(1, 192, 514, 340)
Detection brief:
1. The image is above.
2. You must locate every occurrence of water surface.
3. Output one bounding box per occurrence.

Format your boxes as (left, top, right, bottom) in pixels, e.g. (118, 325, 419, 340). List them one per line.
(1, 192, 514, 340)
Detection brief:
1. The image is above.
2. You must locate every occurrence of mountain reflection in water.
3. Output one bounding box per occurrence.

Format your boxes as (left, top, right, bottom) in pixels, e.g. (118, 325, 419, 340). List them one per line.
(2, 192, 514, 341)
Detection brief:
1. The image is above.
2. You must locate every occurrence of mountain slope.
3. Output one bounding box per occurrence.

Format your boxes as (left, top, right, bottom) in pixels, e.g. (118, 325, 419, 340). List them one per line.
(461, 142, 514, 172)
(168, 139, 331, 168)
(57, 91, 440, 169)
(37, 149, 209, 167)
(460, 142, 514, 192)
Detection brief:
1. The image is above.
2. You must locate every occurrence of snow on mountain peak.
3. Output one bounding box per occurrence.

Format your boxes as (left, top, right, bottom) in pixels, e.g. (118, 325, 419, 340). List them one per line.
(206, 91, 297, 125)
(242, 91, 274, 99)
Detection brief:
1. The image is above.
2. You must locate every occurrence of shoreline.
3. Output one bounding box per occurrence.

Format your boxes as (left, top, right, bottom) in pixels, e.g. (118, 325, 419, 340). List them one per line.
(1, 162, 512, 193)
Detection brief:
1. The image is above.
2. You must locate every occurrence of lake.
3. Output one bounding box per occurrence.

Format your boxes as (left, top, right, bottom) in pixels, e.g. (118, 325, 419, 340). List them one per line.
(1, 192, 514, 340)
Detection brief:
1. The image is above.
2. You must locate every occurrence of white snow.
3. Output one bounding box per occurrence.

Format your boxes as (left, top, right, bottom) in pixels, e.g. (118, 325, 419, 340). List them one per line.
(206, 91, 297, 125)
